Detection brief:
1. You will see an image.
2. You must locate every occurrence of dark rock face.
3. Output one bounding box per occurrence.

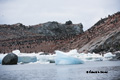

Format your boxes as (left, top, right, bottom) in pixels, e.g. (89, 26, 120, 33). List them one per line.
(29, 21, 83, 36)
(88, 31, 120, 53)
(0, 21, 83, 39)
(2, 53, 18, 65)
(114, 51, 120, 59)
(111, 51, 120, 60)
(115, 52, 120, 60)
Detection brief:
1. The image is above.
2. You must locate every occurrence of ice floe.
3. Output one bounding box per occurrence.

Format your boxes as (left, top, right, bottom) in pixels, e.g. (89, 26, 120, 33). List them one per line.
(0, 49, 116, 64)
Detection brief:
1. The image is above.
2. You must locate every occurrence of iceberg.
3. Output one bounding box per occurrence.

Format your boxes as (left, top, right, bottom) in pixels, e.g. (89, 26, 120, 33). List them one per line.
(66, 49, 79, 57)
(36, 55, 55, 63)
(55, 50, 84, 65)
(104, 52, 115, 58)
(12, 50, 20, 55)
(0, 49, 108, 65)
(104, 52, 115, 60)
(18, 55, 37, 63)
(15, 52, 37, 63)
(12, 50, 37, 63)
(78, 52, 103, 61)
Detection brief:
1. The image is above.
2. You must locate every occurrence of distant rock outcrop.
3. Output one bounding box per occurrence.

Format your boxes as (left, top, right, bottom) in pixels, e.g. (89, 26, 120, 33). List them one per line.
(0, 21, 83, 40)
(65, 20, 73, 25)
(29, 21, 83, 36)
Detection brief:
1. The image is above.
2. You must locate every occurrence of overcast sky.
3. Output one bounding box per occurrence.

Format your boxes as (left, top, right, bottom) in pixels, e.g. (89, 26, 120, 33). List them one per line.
(0, 0, 120, 30)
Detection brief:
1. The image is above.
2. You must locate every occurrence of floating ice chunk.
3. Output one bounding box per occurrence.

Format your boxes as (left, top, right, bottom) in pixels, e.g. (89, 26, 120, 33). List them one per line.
(12, 51, 38, 63)
(55, 50, 84, 65)
(66, 49, 79, 57)
(104, 52, 115, 60)
(104, 52, 115, 58)
(93, 57, 103, 61)
(85, 53, 93, 60)
(78, 52, 103, 61)
(36, 55, 55, 63)
(18, 55, 37, 63)
(37, 55, 49, 62)
(12, 50, 20, 55)
(28, 61, 50, 64)
(79, 53, 93, 61)
(92, 53, 103, 61)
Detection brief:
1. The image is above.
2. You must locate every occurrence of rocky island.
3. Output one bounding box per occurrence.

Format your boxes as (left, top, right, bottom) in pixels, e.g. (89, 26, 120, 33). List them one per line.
(0, 12, 120, 54)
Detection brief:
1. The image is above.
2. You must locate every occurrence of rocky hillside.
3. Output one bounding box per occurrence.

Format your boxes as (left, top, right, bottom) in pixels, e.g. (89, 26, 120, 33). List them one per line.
(0, 12, 120, 54)
(78, 12, 120, 53)
(0, 21, 83, 40)
(0, 21, 83, 53)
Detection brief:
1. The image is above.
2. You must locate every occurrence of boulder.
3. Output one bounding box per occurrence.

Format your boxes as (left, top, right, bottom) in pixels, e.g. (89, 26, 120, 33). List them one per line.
(2, 53, 18, 65)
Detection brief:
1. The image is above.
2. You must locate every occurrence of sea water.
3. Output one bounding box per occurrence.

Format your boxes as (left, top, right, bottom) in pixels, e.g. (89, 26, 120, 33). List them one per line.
(0, 61, 120, 80)
(0, 49, 119, 80)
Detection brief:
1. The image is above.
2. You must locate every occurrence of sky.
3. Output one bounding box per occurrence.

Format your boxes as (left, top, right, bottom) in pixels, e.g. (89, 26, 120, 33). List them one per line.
(0, 0, 120, 30)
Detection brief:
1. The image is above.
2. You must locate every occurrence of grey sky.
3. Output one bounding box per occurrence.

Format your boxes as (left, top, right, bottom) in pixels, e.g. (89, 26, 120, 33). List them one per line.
(0, 0, 120, 30)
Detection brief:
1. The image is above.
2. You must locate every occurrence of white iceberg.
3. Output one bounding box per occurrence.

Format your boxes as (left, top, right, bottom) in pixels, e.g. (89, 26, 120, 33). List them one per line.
(78, 52, 103, 61)
(55, 50, 84, 65)
(104, 52, 115, 58)
(104, 52, 115, 60)
(12, 50, 20, 55)
(36, 55, 55, 63)
(66, 49, 79, 57)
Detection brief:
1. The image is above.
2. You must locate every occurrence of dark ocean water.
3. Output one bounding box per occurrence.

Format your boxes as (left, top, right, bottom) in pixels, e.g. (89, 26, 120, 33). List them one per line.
(0, 61, 120, 80)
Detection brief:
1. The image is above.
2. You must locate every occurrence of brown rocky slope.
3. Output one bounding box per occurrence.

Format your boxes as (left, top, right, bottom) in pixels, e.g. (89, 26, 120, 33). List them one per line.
(0, 12, 120, 54)
(0, 21, 83, 53)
